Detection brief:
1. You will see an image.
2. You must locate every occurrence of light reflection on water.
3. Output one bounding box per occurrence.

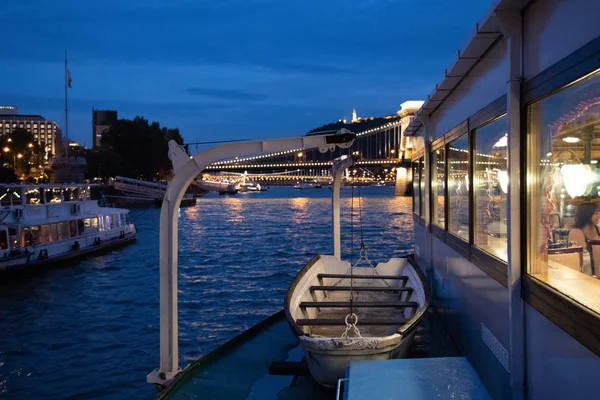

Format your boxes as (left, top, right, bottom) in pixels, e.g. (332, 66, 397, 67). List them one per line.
(0, 186, 412, 400)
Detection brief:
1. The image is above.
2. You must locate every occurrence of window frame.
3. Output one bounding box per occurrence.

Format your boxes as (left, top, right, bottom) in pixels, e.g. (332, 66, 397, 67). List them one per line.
(429, 96, 508, 287)
(446, 131, 470, 245)
(471, 113, 509, 269)
(522, 34, 600, 358)
(412, 149, 425, 227)
(430, 136, 446, 241)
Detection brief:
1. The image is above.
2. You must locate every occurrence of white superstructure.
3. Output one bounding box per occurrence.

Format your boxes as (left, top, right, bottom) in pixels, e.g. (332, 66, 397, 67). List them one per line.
(0, 183, 136, 271)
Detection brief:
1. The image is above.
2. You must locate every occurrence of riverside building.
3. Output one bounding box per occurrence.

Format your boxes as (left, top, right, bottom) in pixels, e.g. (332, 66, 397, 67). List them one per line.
(92, 109, 117, 148)
(406, 0, 600, 398)
(0, 106, 61, 158)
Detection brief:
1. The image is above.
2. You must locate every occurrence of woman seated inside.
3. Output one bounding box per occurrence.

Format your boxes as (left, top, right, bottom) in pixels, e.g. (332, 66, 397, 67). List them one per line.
(568, 202, 600, 276)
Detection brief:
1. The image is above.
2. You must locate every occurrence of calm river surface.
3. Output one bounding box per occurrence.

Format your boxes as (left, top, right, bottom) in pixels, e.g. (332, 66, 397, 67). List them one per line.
(0, 186, 413, 399)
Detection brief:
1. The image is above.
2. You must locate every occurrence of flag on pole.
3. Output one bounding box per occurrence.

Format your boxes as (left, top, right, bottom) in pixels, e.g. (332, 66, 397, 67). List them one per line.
(67, 67, 72, 88)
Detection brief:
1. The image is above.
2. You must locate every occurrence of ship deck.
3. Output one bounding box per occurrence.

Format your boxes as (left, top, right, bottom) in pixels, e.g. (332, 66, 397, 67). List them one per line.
(156, 306, 460, 400)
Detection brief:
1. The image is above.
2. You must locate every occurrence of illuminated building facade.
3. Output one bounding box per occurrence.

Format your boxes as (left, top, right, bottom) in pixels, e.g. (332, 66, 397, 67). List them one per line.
(0, 109, 61, 157)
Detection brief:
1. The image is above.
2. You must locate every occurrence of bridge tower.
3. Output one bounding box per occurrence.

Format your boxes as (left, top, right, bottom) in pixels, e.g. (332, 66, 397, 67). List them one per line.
(395, 101, 423, 196)
(351, 108, 358, 123)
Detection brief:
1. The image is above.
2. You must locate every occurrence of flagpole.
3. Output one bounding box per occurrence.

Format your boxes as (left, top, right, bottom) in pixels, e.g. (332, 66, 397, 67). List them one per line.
(64, 49, 69, 158)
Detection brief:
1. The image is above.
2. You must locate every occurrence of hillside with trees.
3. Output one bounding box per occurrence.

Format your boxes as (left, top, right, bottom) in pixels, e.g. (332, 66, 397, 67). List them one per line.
(306, 116, 400, 136)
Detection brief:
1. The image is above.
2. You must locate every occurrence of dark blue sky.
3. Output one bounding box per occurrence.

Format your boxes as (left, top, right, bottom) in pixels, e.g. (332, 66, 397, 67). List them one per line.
(1, 0, 490, 147)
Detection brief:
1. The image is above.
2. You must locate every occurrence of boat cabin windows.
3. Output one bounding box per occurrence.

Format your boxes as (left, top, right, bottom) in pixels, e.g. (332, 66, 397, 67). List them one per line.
(83, 218, 99, 234)
(0, 188, 22, 206)
(419, 157, 425, 216)
(41, 224, 51, 243)
(21, 227, 30, 247)
(30, 226, 41, 245)
(0, 229, 8, 250)
(44, 188, 62, 203)
(69, 220, 77, 238)
(431, 146, 445, 228)
(412, 159, 421, 216)
(59, 221, 70, 239)
(8, 228, 18, 251)
(527, 67, 600, 315)
(447, 134, 469, 240)
(473, 116, 508, 262)
(18, 218, 103, 247)
(25, 188, 41, 205)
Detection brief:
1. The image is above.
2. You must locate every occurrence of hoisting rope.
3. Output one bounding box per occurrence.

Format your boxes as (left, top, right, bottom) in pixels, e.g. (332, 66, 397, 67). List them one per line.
(354, 183, 375, 269)
(342, 180, 362, 341)
(349, 182, 355, 317)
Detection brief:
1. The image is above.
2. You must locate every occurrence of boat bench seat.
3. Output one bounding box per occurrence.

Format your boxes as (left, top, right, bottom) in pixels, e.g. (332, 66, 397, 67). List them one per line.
(300, 301, 418, 309)
(310, 286, 413, 293)
(317, 273, 408, 281)
(296, 318, 406, 326)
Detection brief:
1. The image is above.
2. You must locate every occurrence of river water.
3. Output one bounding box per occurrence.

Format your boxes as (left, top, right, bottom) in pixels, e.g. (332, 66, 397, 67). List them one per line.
(0, 186, 413, 399)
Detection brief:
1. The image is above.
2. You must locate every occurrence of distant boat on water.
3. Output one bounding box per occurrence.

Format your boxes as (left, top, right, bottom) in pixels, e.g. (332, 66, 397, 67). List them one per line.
(0, 183, 136, 273)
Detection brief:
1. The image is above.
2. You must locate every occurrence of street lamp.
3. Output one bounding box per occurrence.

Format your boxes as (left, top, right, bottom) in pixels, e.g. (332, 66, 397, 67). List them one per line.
(15, 153, 22, 170)
(3, 147, 12, 168)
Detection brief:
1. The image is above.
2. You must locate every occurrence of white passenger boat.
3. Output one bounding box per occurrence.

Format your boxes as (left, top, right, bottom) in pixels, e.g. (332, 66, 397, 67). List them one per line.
(284, 155, 429, 387)
(0, 183, 136, 272)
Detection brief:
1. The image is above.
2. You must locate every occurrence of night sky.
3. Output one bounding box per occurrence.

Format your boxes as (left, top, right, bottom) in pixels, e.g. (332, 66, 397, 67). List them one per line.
(1, 0, 491, 147)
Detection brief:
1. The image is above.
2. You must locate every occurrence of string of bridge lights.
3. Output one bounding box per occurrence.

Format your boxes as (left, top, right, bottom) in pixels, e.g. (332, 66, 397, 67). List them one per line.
(209, 122, 403, 167)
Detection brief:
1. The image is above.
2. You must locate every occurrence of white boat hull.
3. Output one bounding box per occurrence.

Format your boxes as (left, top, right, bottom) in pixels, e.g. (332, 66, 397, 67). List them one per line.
(285, 254, 429, 387)
(0, 225, 136, 272)
(300, 330, 416, 387)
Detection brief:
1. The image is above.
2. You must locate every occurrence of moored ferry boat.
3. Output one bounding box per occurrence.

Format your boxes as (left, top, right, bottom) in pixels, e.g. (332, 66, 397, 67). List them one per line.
(0, 183, 136, 272)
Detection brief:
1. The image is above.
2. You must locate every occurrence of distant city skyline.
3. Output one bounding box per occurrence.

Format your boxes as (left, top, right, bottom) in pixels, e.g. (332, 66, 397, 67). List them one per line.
(0, 0, 491, 148)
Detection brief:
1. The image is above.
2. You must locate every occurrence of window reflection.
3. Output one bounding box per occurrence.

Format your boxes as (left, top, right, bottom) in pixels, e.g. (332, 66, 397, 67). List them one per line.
(419, 157, 425, 216)
(448, 135, 469, 240)
(431, 148, 445, 227)
(474, 116, 508, 261)
(412, 160, 420, 216)
(528, 68, 600, 315)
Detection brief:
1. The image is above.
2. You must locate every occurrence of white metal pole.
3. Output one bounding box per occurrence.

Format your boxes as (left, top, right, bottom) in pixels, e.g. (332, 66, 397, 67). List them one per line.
(148, 134, 355, 386)
(332, 155, 354, 260)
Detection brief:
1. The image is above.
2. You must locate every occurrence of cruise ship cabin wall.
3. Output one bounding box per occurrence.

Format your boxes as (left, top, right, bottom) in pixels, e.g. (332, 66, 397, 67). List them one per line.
(523, 0, 600, 398)
(414, 31, 512, 400)
(411, 0, 600, 398)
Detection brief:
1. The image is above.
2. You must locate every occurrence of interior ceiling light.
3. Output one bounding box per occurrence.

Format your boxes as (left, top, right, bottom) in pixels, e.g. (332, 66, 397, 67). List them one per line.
(562, 136, 580, 143)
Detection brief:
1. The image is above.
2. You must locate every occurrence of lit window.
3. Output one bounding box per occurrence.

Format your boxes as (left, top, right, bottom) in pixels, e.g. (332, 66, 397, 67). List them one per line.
(473, 115, 508, 261)
(413, 159, 421, 216)
(419, 157, 425, 215)
(448, 134, 469, 240)
(527, 68, 600, 314)
(431, 147, 445, 227)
